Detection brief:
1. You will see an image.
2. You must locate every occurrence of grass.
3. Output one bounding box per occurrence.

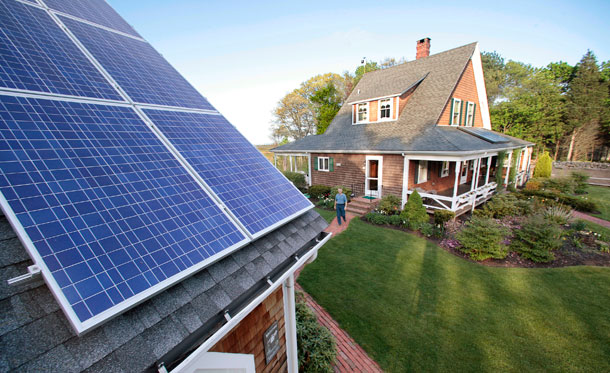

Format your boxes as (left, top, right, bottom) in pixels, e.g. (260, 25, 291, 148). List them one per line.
(315, 207, 335, 223)
(299, 219, 610, 372)
(586, 185, 610, 221)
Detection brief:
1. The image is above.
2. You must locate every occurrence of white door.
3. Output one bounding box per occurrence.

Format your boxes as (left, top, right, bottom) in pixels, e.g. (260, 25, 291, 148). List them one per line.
(365, 156, 383, 198)
(460, 161, 469, 184)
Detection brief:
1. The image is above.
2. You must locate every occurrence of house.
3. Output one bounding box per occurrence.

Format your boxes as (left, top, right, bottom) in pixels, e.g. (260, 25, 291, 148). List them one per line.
(272, 38, 534, 215)
(0, 0, 329, 372)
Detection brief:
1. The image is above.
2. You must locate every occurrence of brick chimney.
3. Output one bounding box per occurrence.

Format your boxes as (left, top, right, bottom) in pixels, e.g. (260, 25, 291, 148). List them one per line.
(416, 37, 431, 59)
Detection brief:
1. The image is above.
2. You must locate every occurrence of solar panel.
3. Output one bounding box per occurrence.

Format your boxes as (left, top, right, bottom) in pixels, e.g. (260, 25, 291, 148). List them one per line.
(0, 95, 247, 331)
(0, 0, 122, 100)
(143, 109, 313, 237)
(42, 0, 141, 37)
(61, 16, 215, 111)
(460, 127, 509, 143)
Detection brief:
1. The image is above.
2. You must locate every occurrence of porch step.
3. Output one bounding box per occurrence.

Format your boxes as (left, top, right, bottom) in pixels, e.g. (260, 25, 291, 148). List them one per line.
(345, 205, 371, 216)
(345, 197, 380, 216)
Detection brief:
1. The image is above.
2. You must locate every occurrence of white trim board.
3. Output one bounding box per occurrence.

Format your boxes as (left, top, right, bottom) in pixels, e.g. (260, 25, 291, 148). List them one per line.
(471, 44, 492, 130)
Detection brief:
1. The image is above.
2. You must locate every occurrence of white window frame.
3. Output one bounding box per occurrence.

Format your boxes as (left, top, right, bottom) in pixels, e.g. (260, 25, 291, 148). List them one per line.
(318, 156, 330, 172)
(450, 98, 461, 126)
(465, 101, 475, 127)
(441, 161, 450, 177)
(356, 102, 369, 123)
(378, 98, 393, 121)
(417, 160, 428, 184)
(469, 160, 474, 170)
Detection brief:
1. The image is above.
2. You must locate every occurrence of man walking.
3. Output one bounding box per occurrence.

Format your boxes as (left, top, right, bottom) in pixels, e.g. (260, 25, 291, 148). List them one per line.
(334, 188, 347, 225)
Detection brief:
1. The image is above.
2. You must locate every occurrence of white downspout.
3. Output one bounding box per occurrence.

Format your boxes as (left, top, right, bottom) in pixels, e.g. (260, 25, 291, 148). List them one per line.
(283, 274, 298, 373)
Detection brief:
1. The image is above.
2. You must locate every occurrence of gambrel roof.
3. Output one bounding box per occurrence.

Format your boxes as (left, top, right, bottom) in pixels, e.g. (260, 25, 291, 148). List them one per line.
(273, 42, 532, 154)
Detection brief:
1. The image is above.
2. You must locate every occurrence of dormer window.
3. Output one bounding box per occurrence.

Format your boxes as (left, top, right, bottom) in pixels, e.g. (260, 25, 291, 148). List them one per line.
(379, 99, 392, 120)
(357, 103, 368, 123)
(450, 98, 461, 126)
(465, 101, 475, 127)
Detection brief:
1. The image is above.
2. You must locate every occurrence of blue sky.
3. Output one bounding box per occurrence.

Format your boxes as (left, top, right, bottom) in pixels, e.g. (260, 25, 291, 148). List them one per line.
(109, 0, 610, 145)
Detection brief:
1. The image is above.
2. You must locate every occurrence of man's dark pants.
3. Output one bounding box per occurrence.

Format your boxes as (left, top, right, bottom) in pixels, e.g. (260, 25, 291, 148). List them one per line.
(336, 204, 346, 225)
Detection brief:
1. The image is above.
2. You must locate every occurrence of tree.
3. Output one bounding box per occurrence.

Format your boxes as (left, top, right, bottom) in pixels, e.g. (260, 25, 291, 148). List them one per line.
(310, 83, 341, 135)
(481, 51, 506, 104)
(270, 73, 347, 141)
(533, 152, 552, 178)
(565, 51, 610, 161)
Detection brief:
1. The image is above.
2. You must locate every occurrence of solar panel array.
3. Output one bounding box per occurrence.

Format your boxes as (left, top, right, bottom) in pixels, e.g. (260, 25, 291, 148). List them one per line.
(461, 127, 509, 144)
(0, 0, 312, 333)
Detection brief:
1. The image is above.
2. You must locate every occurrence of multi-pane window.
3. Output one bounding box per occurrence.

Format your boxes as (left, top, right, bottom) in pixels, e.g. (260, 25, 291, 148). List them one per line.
(465, 102, 475, 127)
(441, 161, 450, 177)
(357, 103, 368, 122)
(417, 160, 428, 184)
(318, 157, 330, 171)
(451, 98, 461, 125)
(380, 98, 392, 120)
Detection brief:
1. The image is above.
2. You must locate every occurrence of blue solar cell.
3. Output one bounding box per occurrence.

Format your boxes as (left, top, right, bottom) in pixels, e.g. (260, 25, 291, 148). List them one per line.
(0, 95, 246, 327)
(43, 0, 141, 37)
(461, 127, 509, 143)
(61, 17, 214, 111)
(143, 109, 312, 236)
(0, 0, 122, 100)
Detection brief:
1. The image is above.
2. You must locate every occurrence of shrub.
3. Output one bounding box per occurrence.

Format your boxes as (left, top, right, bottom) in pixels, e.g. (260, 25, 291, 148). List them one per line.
(520, 189, 598, 212)
(401, 190, 429, 229)
(365, 212, 390, 225)
(329, 186, 352, 201)
(511, 216, 562, 262)
(477, 193, 520, 218)
(378, 194, 402, 215)
(457, 217, 509, 261)
(309, 184, 331, 198)
(296, 293, 336, 372)
(434, 210, 455, 226)
(571, 172, 589, 194)
(419, 222, 442, 238)
(525, 180, 542, 191)
(508, 149, 520, 191)
(570, 220, 587, 231)
(542, 205, 572, 225)
(543, 177, 574, 194)
(533, 152, 552, 178)
(283, 171, 307, 191)
(389, 214, 404, 226)
(515, 199, 534, 215)
(316, 197, 334, 209)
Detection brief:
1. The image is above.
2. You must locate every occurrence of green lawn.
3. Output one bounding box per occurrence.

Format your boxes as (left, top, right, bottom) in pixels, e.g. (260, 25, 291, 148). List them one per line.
(586, 185, 610, 221)
(299, 219, 610, 372)
(315, 207, 335, 223)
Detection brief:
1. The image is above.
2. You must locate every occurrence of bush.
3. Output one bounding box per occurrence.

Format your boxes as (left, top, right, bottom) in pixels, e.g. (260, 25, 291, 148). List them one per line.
(434, 210, 455, 226)
(378, 194, 402, 215)
(457, 217, 509, 261)
(477, 193, 521, 218)
(508, 149, 520, 192)
(511, 216, 562, 263)
(389, 214, 404, 226)
(525, 180, 542, 191)
(533, 152, 552, 178)
(316, 197, 335, 209)
(520, 189, 597, 212)
(309, 184, 331, 198)
(364, 212, 390, 225)
(283, 171, 307, 191)
(419, 222, 442, 238)
(543, 177, 574, 194)
(401, 190, 429, 229)
(296, 293, 336, 372)
(542, 205, 572, 225)
(570, 220, 587, 231)
(571, 172, 589, 194)
(496, 151, 507, 191)
(329, 186, 352, 201)
(514, 199, 534, 215)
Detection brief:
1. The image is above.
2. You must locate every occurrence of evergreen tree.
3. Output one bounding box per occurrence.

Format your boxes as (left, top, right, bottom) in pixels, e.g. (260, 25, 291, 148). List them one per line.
(565, 51, 610, 160)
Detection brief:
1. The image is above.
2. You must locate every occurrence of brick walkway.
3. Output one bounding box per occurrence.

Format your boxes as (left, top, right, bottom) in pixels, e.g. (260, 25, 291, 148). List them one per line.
(572, 210, 610, 228)
(324, 212, 358, 236)
(296, 284, 383, 373)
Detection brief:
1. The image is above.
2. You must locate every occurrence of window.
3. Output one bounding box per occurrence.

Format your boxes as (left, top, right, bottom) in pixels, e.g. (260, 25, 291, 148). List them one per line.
(357, 103, 368, 123)
(416, 160, 428, 184)
(465, 102, 475, 127)
(450, 98, 461, 125)
(469, 160, 474, 170)
(441, 161, 450, 177)
(379, 98, 392, 120)
(318, 157, 330, 172)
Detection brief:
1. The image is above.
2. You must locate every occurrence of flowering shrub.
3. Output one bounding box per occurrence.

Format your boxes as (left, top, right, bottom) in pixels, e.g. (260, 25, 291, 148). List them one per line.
(378, 194, 402, 215)
(316, 197, 334, 209)
(309, 185, 331, 199)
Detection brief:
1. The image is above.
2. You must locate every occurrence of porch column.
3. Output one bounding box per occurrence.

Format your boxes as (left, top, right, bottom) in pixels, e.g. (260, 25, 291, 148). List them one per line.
(274, 153, 277, 168)
(307, 153, 312, 186)
(451, 161, 461, 210)
(474, 157, 482, 190)
(401, 157, 410, 208)
(470, 159, 478, 191)
(504, 151, 512, 187)
(289, 155, 294, 172)
(485, 156, 492, 184)
(283, 274, 298, 373)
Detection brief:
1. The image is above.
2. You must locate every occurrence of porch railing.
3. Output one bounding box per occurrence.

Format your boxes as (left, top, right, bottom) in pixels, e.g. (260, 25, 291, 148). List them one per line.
(407, 182, 497, 212)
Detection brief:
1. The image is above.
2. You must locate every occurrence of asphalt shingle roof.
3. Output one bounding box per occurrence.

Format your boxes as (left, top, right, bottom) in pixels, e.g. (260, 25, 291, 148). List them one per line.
(0, 210, 327, 372)
(273, 42, 532, 154)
